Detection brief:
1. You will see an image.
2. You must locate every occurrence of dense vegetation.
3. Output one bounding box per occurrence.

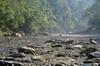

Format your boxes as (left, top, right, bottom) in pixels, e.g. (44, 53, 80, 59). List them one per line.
(0, 0, 99, 35)
(0, 0, 57, 34)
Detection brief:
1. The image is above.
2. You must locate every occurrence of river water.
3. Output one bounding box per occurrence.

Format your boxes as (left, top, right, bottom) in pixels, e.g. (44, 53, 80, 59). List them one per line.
(51, 33, 100, 43)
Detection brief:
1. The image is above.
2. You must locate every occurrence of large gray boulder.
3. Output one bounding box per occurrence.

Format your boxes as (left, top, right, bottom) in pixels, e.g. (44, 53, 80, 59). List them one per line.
(88, 51, 100, 58)
(9, 53, 25, 58)
(80, 48, 97, 56)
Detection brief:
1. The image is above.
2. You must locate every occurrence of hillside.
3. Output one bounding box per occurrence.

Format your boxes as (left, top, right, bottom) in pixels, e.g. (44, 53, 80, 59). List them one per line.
(0, 0, 100, 35)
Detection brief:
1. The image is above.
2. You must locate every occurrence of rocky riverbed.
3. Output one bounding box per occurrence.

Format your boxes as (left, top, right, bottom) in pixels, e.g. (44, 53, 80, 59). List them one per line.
(0, 34, 100, 66)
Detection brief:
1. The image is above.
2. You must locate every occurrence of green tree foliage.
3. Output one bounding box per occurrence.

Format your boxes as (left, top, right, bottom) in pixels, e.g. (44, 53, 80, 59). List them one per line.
(0, 0, 25, 32)
(0, 0, 57, 34)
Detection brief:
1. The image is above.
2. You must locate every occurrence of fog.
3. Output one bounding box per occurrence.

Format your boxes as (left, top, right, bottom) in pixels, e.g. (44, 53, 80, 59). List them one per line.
(19, 0, 97, 34)
(55, 0, 95, 34)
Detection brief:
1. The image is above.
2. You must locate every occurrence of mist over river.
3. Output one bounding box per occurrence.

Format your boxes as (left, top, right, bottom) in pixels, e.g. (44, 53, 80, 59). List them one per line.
(51, 33, 100, 43)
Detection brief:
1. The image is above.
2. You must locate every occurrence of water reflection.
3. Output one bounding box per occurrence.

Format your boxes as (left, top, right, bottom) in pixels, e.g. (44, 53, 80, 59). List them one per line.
(80, 63, 93, 66)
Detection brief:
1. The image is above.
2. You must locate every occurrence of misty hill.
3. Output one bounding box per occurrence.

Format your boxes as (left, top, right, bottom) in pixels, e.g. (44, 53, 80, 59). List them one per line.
(0, 0, 99, 35)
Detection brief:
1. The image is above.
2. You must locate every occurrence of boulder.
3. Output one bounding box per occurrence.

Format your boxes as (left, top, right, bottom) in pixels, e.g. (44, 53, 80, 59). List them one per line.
(83, 60, 93, 63)
(93, 58, 100, 63)
(65, 45, 73, 50)
(88, 51, 100, 58)
(93, 63, 98, 66)
(89, 38, 97, 44)
(31, 56, 45, 62)
(18, 46, 35, 54)
(72, 45, 82, 49)
(4, 57, 15, 61)
(45, 39, 66, 44)
(21, 57, 32, 63)
(0, 57, 4, 60)
(66, 39, 74, 44)
(55, 64, 64, 66)
(0, 60, 4, 66)
(51, 44, 62, 48)
(11, 33, 22, 38)
(80, 48, 97, 56)
(45, 40, 55, 43)
(15, 57, 32, 63)
(3, 61, 13, 66)
(54, 62, 66, 66)
(13, 62, 23, 66)
(55, 53, 66, 57)
(9, 53, 25, 58)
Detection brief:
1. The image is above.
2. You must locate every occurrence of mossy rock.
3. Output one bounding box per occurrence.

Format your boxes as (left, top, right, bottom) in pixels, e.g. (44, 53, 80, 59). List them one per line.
(80, 47, 97, 56)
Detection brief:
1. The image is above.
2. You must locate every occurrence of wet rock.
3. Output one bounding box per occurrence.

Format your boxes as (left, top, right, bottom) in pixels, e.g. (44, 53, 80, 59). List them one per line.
(51, 44, 62, 48)
(0, 60, 23, 66)
(45, 39, 66, 44)
(54, 62, 66, 66)
(13, 62, 23, 66)
(0, 60, 4, 66)
(45, 64, 53, 66)
(83, 60, 93, 63)
(9, 53, 25, 58)
(93, 58, 100, 63)
(55, 53, 66, 57)
(31, 56, 42, 61)
(88, 51, 100, 59)
(93, 63, 98, 66)
(31, 55, 45, 62)
(27, 45, 43, 48)
(8, 37, 13, 42)
(89, 38, 97, 44)
(98, 63, 100, 66)
(0, 57, 4, 60)
(21, 57, 32, 63)
(73, 64, 79, 66)
(16, 57, 32, 63)
(9, 49, 18, 54)
(45, 40, 55, 43)
(4, 57, 15, 61)
(80, 47, 97, 56)
(18, 46, 35, 54)
(2, 61, 13, 66)
(73, 54, 80, 58)
(52, 39, 65, 44)
(11, 33, 22, 38)
(66, 39, 74, 44)
(72, 45, 82, 48)
(66, 46, 73, 50)
(70, 59, 75, 62)
(55, 64, 64, 66)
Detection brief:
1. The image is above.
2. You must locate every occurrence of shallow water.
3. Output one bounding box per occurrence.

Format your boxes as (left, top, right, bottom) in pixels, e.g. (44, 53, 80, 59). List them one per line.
(51, 34, 100, 43)
(80, 63, 93, 66)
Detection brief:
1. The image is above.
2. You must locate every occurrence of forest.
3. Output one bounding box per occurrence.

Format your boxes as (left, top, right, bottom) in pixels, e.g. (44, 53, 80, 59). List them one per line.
(0, 0, 99, 35)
